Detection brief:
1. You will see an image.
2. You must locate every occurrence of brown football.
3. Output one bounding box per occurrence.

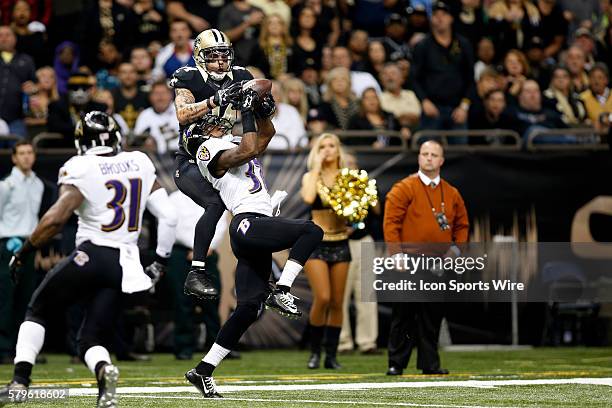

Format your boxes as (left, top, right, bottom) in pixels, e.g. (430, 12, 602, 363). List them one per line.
(242, 79, 272, 100)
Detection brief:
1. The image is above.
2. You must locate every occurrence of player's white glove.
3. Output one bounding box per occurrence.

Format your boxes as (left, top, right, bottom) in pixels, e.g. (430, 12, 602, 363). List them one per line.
(144, 259, 167, 287)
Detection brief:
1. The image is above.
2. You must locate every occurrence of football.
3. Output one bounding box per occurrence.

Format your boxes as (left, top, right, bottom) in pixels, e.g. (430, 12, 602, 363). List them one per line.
(242, 78, 272, 101)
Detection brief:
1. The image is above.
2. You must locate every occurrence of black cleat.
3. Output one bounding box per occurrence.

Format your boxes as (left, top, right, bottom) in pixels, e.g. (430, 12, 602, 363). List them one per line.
(184, 268, 219, 300)
(97, 364, 119, 408)
(264, 290, 302, 319)
(0, 381, 28, 405)
(324, 356, 342, 370)
(307, 353, 320, 369)
(185, 369, 222, 398)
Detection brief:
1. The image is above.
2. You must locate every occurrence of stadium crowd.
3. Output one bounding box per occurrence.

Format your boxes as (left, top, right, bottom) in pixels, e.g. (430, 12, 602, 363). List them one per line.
(0, 0, 611, 375)
(0, 0, 611, 150)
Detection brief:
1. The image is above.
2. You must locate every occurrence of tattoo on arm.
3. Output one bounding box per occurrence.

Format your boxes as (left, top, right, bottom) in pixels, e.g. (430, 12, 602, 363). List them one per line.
(174, 88, 211, 125)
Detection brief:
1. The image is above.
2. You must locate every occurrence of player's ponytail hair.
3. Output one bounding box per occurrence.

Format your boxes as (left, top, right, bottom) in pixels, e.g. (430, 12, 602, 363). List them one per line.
(307, 133, 347, 171)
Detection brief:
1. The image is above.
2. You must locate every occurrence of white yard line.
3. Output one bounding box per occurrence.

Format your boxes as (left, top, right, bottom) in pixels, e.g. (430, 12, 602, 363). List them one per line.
(67, 377, 612, 397)
(119, 394, 517, 408)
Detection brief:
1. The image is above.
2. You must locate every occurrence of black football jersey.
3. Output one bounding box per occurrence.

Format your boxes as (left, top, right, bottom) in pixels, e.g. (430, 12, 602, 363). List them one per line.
(169, 65, 253, 155)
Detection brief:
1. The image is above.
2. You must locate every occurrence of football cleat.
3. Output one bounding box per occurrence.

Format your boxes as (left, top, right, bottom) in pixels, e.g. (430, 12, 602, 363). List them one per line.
(184, 267, 219, 299)
(0, 381, 28, 405)
(97, 364, 119, 408)
(264, 290, 302, 318)
(185, 369, 222, 398)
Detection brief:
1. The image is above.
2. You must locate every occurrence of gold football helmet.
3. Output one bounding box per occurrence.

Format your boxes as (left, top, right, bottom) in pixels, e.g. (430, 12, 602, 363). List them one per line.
(193, 29, 234, 80)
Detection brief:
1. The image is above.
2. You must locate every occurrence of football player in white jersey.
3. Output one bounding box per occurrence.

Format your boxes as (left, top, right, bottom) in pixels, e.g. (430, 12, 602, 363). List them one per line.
(183, 96, 323, 398)
(0, 112, 178, 408)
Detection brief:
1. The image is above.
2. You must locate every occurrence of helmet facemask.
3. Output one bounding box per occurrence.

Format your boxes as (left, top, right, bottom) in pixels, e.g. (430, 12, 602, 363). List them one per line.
(200, 47, 233, 80)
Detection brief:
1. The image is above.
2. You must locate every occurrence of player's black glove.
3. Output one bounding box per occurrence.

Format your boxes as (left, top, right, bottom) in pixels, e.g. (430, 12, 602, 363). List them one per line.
(144, 256, 167, 287)
(212, 82, 243, 109)
(240, 88, 260, 111)
(254, 93, 276, 119)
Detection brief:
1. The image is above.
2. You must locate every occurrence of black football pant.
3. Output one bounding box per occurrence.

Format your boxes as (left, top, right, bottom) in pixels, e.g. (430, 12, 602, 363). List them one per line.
(214, 212, 323, 350)
(174, 154, 225, 264)
(25, 241, 122, 359)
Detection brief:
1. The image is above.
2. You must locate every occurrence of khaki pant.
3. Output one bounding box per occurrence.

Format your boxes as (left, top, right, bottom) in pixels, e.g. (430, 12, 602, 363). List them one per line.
(339, 235, 378, 351)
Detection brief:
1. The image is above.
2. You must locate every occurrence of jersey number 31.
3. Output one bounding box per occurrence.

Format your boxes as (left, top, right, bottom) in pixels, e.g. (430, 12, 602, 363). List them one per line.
(102, 178, 143, 232)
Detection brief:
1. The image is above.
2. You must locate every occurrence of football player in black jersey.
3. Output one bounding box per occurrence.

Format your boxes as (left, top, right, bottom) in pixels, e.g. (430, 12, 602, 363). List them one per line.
(170, 28, 256, 300)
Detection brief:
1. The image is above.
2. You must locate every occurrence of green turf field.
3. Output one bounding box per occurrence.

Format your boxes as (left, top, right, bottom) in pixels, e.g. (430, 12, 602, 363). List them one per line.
(1, 348, 611, 407)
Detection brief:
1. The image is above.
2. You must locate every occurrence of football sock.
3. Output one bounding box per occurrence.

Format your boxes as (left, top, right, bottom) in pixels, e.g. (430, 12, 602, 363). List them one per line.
(14, 321, 45, 365)
(276, 259, 302, 291)
(84, 346, 111, 375)
(13, 362, 32, 386)
(192, 203, 224, 265)
(197, 343, 231, 376)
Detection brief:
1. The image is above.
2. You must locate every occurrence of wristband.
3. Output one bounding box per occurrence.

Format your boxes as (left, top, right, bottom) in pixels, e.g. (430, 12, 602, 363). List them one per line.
(241, 109, 257, 133)
(154, 253, 169, 266)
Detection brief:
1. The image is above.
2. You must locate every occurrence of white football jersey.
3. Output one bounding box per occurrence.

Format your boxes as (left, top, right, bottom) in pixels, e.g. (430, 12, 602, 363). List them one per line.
(196, 137, 272, 216)
(58, 151, 157, 248)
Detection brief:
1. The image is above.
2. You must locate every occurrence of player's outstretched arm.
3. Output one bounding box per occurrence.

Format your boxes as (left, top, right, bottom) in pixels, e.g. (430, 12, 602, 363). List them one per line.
(255, 116, 276, 153)
(214, 108, 265, 174)
(9, 184, 84, 277)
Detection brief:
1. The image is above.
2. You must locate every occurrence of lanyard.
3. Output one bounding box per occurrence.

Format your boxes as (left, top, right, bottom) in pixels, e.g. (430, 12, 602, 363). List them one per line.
(421, 179, 445, 216)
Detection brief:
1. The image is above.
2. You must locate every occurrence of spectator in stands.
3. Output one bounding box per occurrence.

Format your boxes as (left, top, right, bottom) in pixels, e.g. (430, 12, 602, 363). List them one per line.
(380, 63, 421, 132)
(347, 30, 369, 72)
(559, 0, 600, 36)
(331, 46, 381, 96)
(474, 37, 495, 80)
(365, 40, 387, 83)
(95, 40, 121, 89)
(573, 28, 598, 66)
(92, 89, 129, 135)
(152, 20, 194, 80)
(381, 13, 411, 63)
(598, 23, 612, 69)
(112, 62, 150, 130)
(77, 0, 136, 69)
(468, 89, 516, 141)
(488, 0, 541, 56)
(133, 0, 168, 46)
(564, 45, 590, 93)
(282, 77, 309, 124)
(218, 0, 264, 68)
(268, 80, 307, 149)
(0, 25, 36, 138)
(259, 13, 291, 79)
(319, 67, 359, 130)
(1, 0, 51, 27)
(412, 2, 474, 135)
(348, 0, 404, 37)
(306, 106, 327, 137)
(580, 63, 612, 131)
(130, 46, 154, 92)
(134, 80, 180, 154)
(167, 0, 222, 33)
(543, 65, 588, 126)
(53, 41, 79, 96)
(10, 0, 47, 67)
(405, 4, 430, 45)
(451, 0, 489, 46)
(289, 6, 322, 75)
(512, 79, 565, 140)
(25, 66, 58, 128)
(535, 0, 567, 59)
(47, 71, 107, 145)
(300, 60, 323, 108)
(295, 0, 340, 47)
(524, 36, 554, 89)
(249, 0, 291, 26)
(502, 49, 531, 101)
(593, 1, 611, 42)
(346, 87, 404, 147)
(320, 45, 333, 82)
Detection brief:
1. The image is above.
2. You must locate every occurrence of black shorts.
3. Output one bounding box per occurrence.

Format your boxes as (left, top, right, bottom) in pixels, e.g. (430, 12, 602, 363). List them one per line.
(309, 240, 351, 264)
(228, 212, 320, 305)
(174, 152, 224, 209)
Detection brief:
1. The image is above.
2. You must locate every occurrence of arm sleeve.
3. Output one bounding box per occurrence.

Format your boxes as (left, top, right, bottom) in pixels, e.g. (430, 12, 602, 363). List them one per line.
(383, 182, 412, 254)
(452, 190, 469, 244)
(146, 187, 178, 258)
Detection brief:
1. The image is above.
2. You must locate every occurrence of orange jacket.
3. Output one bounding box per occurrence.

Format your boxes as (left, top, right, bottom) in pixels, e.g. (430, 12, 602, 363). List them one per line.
(383, 174, 469, 248)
